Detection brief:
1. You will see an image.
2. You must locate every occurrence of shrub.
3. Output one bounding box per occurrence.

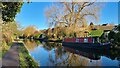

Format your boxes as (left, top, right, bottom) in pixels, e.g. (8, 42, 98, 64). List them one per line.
(108, 31, 115, 40)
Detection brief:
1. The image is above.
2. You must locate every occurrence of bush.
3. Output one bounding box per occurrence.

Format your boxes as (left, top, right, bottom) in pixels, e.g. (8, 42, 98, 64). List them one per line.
(114, 32, 120, 43)
(108, 31, 115, 40)
(118, 24, 120, 31)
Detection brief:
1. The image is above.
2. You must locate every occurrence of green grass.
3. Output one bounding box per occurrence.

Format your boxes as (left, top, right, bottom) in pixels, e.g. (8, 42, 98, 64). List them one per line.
(19, 45, 39, 68)
(19, 52, 28, 68)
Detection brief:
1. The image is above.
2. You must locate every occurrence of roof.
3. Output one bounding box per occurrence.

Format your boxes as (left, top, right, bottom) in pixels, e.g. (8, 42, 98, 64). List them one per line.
(89, 30, 104, 37)
(94, 25, 115, 31)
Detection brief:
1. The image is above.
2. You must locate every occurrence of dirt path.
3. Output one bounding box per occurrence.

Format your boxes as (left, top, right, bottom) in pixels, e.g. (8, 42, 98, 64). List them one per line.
(2, 42, 20, 67)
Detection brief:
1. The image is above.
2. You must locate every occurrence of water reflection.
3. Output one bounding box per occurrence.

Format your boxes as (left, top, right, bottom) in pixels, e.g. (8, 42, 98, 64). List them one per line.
(23, 40, 38, 51)
(24, 40, 119, 66)
(63, 46, 101, 60)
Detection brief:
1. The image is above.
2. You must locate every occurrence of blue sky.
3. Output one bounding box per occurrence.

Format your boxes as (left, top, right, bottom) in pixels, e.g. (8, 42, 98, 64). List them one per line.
(15, 2, 118, 30)
(98, 2, 118, 25)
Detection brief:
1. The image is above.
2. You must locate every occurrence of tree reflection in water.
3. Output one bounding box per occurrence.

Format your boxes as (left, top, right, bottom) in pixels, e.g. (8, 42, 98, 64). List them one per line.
(23, 40, 120, 66)
(46, 43, 119, 66)
(45, 43, 90, 66)
(23, 40, 39, 51)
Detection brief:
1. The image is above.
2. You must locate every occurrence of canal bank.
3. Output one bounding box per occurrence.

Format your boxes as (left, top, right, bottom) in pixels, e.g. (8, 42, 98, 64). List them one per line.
(2, 42, 39, 67)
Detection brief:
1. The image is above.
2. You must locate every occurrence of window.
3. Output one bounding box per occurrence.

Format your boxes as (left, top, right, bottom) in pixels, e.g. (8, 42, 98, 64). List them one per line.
(84, 38, 88, 43)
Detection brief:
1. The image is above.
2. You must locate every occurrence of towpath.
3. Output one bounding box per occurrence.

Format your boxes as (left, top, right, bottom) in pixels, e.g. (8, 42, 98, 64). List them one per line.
(2, 42, 20, 67)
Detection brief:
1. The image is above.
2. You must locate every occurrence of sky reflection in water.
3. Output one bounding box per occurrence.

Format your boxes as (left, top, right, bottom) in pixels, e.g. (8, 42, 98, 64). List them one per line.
(24, 40, 119, 66)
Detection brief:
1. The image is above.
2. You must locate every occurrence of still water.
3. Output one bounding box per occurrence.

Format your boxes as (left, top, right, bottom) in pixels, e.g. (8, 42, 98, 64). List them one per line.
(24, 40, 120, 67)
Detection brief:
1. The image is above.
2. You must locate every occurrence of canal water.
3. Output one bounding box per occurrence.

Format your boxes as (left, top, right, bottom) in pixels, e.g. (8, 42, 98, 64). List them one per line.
(23, 40, 119, 67)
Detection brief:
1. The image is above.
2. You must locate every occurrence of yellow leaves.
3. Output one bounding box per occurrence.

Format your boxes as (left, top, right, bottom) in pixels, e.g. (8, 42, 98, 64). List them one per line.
(2, 22, 20, 43)
(2, 40, 9, 50)
(23, 26, 37, 37)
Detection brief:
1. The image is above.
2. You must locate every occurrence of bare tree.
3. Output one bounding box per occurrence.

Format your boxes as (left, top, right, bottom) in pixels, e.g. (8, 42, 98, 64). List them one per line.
(45, 1, 101, 28)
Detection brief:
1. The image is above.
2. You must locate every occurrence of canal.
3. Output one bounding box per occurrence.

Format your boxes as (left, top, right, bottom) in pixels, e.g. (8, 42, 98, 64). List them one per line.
(23, 40, 119, 67)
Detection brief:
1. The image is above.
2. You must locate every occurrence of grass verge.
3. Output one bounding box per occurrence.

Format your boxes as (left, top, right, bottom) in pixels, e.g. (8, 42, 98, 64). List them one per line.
(19, 44, 39, 68)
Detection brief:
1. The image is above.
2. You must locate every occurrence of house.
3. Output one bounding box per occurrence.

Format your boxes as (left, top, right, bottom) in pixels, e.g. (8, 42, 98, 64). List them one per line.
(91, 23, 115, 41)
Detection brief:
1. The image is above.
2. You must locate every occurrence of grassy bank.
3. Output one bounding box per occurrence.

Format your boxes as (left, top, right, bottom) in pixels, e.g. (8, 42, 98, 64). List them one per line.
(19, 43, 39, 68)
